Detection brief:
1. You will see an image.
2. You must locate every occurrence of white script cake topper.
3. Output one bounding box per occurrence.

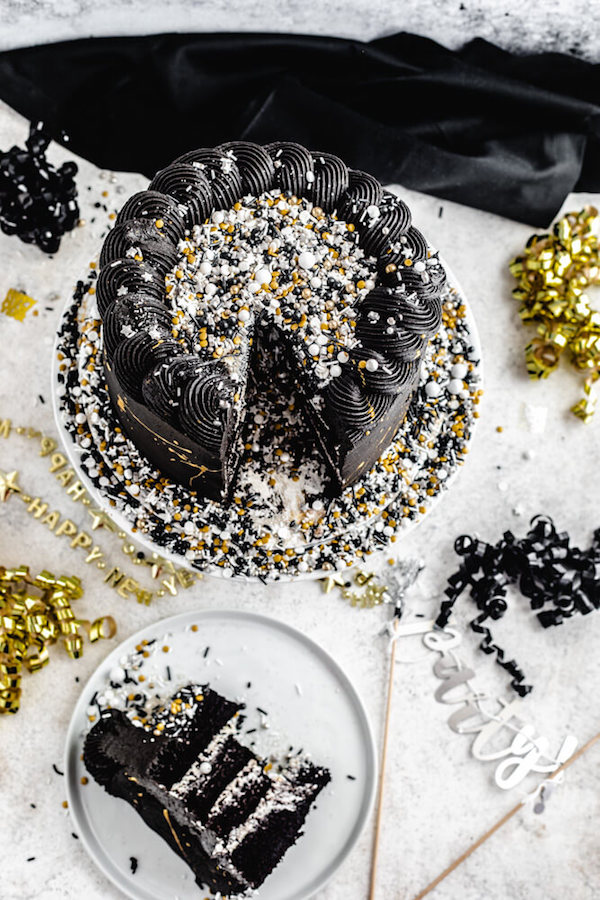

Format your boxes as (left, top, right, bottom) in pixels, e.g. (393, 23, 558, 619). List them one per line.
(394, 618, 577, 791)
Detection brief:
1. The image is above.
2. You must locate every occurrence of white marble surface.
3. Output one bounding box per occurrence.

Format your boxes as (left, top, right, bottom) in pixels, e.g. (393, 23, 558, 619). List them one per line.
(0, 0, 598, 60)
(0, 99, 599, 900)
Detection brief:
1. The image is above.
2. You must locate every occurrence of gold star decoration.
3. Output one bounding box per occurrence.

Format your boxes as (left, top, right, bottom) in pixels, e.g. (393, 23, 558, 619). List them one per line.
(88, 507, 118, 532)
(0, 469, 21, 502)
(1, 289, 37, 322)
(320, 574, 346, 594)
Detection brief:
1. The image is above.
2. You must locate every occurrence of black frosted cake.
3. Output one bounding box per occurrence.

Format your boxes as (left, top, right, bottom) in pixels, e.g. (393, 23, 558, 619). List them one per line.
(96, 142, 445, 501)
(84, 684, 330, 895)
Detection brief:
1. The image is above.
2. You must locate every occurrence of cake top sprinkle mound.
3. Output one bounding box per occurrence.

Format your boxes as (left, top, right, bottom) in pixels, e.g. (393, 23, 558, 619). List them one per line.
(165, 190, 378, 388)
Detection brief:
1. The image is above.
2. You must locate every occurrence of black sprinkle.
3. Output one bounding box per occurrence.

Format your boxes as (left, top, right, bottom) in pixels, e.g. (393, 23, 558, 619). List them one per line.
(438, 206, 444, 218)
(130, 856, 138, 874)
(30, 803, 36, 809)
(203, 646, 210, 658)
(246, 681, 252, 689)
(72, 832, 79, 840)
(52, 763, 64, 777)
(166, 666, 172, 681)
(75, 676, 80, 683)
(256, 706, 268, 716)
(38, 394, 45, 404)
(246, 728, 256, 734)
(347, 774, 357, 780)
(27, 857, 35, 862)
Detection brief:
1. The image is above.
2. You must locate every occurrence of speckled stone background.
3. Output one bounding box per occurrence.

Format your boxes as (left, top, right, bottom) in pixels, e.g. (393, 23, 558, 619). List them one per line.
(0, 0, 598, 59)
(0, 4, 599, 899)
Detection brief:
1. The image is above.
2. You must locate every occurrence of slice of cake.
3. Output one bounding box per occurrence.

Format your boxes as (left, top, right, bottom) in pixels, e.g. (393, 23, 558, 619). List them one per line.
(96, 141, 445, 501)
(83, 684, 330, 895)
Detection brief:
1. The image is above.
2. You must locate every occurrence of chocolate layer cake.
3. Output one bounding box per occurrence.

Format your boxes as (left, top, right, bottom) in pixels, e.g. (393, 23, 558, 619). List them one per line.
(96, 142, 445, 501)
(83, 684, 330, 895)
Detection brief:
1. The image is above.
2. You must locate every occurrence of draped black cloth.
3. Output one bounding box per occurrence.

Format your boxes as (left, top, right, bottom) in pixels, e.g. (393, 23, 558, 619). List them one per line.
(0, 32, 599, 226)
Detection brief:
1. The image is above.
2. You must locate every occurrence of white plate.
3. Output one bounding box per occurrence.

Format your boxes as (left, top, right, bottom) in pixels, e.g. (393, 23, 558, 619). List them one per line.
(65, 609, 377, 900)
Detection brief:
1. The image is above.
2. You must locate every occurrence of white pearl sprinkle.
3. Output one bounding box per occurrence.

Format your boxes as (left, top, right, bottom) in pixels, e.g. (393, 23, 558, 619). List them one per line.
(331, 363, 342, 377)
(308, 343, 320, 356)
(450, 362, 468, 380)
(366, 358, 379, 372)
(238, 309, 251, 322)
(254, 268, 271, 286)
(199, 762, 212, 775)
(448, 378, 463, 395)
(413, 260, 426, 272)
(425, 380, 442, 398)
(298, 251, 316, 270)
(337, 351, 349, 363)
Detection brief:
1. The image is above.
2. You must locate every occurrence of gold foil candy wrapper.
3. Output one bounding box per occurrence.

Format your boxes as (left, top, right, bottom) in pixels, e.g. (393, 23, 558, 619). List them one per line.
(0, 567, 116, 714)
(511, 206, 600, 420)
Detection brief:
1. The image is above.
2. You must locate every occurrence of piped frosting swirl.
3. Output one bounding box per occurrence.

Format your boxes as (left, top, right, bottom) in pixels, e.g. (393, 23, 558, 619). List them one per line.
(179, 366, 235, 452)
(98, 141, 446, 476)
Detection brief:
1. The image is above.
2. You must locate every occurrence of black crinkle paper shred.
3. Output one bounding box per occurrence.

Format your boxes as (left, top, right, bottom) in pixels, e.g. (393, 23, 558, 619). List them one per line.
(0, 121, 79, 252)
(1, 33, 600, 226)
(436, 515, 600, 696)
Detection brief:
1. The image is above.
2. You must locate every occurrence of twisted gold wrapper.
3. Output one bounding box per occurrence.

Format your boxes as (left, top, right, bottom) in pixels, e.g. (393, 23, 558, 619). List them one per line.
(0, 566, 116, 713)
(510, 207, 600, 421)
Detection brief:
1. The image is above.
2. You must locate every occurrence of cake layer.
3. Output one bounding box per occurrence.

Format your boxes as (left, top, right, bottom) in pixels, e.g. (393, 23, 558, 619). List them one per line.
(83, 683, 331, 895)
(148, 688, 243, 789)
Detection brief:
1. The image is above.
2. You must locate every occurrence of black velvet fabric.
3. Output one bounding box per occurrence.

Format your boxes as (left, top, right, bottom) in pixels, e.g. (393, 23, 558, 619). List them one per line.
(1, 32, 599, 225)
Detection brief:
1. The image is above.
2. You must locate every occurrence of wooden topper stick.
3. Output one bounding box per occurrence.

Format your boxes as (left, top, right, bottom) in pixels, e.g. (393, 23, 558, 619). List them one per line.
(369, 617, 399, 900)
(412, 729, 600, 900)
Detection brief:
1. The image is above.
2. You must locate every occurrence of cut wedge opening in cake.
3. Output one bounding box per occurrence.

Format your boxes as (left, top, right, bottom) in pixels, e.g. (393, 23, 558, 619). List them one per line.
(83, 684, 331, 896)
(97, 142, 445, 502)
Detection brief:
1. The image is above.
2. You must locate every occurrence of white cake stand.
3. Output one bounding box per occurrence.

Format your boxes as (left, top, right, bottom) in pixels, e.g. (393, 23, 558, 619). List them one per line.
(52, 257, 482, 582)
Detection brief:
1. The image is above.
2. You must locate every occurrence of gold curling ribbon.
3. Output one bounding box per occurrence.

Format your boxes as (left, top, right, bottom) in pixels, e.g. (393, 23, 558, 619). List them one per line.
(0, 567, 116, 714)
(510, 207, 600, 421)
(88, 616, 117, 642)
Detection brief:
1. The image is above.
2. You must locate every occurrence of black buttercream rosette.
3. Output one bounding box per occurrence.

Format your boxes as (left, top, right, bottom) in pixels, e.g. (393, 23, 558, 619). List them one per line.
(97, 141, 445, 454)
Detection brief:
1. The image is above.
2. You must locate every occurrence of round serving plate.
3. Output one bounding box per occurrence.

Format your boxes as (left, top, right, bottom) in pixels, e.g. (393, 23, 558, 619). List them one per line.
(65, 608, 377, 900)
(53, 256, 482, 581)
